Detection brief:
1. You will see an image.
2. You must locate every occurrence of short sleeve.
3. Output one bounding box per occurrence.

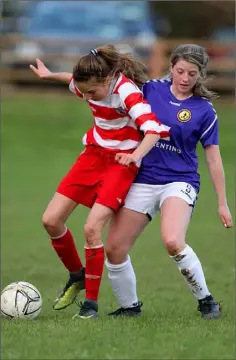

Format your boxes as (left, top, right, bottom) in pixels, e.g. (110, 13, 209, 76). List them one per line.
(199, 105, 219, 147)
(141, 81, 149, 99)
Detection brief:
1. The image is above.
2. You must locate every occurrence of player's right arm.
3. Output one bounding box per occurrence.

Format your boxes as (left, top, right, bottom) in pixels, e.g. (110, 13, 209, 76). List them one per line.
(29, 58, 72, 84)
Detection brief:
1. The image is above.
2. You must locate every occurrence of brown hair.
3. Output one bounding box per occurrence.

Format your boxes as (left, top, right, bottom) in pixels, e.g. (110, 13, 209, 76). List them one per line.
(168, 44, 218, 100)
(72, 45, 148, 89)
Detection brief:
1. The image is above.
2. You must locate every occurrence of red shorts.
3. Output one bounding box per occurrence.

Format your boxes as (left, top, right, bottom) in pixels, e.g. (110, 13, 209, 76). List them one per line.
(57, 146, 138, 211)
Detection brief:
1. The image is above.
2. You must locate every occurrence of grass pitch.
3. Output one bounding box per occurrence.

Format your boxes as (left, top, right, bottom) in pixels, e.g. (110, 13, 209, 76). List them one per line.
(1, 94, 234, 359)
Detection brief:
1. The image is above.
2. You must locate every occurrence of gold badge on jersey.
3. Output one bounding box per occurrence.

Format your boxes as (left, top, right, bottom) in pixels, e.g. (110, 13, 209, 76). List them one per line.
(177, 109, 191, 122)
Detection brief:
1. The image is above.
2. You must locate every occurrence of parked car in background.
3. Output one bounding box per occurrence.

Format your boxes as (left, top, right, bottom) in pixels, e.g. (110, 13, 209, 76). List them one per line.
(2, 0, 164, 85)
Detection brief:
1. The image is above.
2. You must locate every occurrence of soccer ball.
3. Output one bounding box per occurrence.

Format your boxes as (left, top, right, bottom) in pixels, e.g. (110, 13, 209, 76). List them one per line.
(1, 281, 42, 319)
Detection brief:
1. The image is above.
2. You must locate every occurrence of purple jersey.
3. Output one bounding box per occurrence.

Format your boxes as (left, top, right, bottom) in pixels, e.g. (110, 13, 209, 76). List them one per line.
(135, 79, 219, 192)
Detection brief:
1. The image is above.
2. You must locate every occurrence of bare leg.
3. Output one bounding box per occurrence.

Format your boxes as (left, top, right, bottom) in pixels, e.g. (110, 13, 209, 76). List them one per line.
(42, 192, 78, 237)
(42, 192, 83, 273)
(106, 207, 149, 264)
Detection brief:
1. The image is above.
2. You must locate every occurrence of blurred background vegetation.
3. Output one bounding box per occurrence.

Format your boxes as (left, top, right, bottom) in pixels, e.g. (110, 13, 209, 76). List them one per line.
(1, 0, 235, 95)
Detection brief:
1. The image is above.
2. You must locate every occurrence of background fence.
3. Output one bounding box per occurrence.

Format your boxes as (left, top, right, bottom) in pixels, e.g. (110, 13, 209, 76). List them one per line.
(1, 34, 235, 96)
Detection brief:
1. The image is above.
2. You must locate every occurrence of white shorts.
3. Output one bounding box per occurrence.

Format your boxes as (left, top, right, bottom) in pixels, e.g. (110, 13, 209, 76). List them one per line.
(124, 182, 198, 220)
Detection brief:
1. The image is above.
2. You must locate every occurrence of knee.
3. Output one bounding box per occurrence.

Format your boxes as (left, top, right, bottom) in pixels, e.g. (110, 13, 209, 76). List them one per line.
(84, 223, 100, 247)
(106, 242, 120, 260)
(42, 212, 60, 233)
(162, 233, 184, 256)
(105, 242, 128, 264)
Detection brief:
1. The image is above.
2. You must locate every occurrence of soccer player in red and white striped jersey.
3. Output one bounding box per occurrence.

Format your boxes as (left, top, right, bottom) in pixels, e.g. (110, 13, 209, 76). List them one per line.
(69, 72, 169, 154)
(30, 45, 170, 319)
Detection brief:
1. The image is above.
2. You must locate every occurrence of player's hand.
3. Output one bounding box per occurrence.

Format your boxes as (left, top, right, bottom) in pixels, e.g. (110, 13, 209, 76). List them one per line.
(218, 204, 233, 228)
(29, 58, 52, 79)
(115, 153, 138, 166)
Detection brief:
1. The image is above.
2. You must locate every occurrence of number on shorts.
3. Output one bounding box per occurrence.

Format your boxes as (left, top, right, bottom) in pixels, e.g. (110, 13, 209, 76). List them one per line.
(185, 184, 192, 194)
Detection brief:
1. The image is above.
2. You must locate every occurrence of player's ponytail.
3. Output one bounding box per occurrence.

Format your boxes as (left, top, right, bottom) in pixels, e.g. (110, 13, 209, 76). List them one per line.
(73, 45, 148, 89)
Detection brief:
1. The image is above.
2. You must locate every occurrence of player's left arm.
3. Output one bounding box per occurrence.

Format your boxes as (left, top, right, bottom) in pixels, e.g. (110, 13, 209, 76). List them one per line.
(115, 134, 160, 166)
(202, 111, 233, 230)
(200, 105, 232, 228)
(204, 145, 232, 228)
(115, 82, 170, 165)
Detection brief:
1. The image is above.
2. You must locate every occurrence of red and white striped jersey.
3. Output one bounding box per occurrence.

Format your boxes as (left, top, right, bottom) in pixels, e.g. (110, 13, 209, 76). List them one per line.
(69, 73, 170, 151)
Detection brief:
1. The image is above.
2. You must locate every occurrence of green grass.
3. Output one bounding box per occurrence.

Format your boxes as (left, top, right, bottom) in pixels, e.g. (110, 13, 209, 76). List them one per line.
(1, 95, 235, 359)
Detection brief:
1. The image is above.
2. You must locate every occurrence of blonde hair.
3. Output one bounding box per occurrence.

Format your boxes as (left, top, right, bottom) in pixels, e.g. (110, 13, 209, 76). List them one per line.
(73, 45, 148, 89)
(168, 44, 218, 100)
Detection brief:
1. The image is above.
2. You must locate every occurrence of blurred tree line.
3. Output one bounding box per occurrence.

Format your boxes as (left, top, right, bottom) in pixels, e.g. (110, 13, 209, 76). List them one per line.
(150, 1, 235, 38)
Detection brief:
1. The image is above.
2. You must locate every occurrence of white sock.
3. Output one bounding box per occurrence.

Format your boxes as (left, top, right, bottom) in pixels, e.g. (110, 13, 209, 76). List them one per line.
(170, 244, 211, 300)
(105, 255, 138, 308)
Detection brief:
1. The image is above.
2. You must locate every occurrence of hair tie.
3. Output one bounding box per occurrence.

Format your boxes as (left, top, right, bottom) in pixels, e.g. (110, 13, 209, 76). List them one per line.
(90, 49, 98, 56)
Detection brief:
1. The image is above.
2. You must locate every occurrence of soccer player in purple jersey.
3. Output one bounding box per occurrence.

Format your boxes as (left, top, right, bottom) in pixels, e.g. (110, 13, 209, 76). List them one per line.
(104, 44, 233, 319)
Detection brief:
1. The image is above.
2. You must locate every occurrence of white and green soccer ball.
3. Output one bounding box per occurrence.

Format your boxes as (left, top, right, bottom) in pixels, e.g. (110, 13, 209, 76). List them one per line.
(1, 281, 42, 319)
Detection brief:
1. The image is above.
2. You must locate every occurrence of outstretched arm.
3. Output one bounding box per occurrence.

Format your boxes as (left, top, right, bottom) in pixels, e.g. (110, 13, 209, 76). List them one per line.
(115, 81, 170, 165)
(30, 58, 72, 84)
(115, 133, 160, 166)
(204, 144, 233, 228)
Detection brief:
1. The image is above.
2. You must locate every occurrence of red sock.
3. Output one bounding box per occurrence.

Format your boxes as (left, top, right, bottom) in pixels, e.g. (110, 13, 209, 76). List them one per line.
(85, 246, 105, 301)
(51, 228, 83, 272)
